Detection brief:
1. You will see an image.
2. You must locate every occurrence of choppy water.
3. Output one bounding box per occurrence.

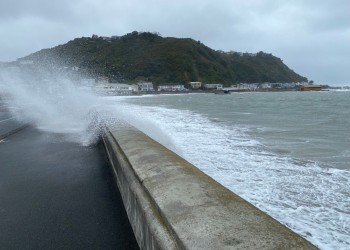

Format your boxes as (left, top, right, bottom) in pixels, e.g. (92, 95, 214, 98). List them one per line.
(112, 91, 350, 250)
(2, 65, 349, 249)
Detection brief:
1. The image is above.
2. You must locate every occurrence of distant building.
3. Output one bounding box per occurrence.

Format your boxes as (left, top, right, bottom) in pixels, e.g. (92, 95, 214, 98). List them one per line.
(91, 34, 112, 41)
(230, 83, 257, 91)
(94, 83, 134, 95)
(299, 85, 322, 91)
(280, 82, 297, 89)
(260, 83, 272, 89)
(94, 83, 114, 94)
(271, 83, 283, 89)
(138, 82, 154, 92)
(204, 84, 223, 90)
(100, 36, 112, 42)
(189, 82, 202, 89)
(158, 83, 186, 91)
(111, 83, 133, 95)
(130, 84, 139, 93)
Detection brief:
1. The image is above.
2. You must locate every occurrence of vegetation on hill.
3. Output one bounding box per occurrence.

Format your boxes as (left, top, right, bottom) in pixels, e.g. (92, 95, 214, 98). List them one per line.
(22, 31, 308, 85)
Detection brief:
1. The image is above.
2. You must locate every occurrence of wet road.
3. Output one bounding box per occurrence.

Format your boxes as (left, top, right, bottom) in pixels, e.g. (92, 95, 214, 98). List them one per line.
(0, 107, 139, 249)
(0, 103, 26, 139)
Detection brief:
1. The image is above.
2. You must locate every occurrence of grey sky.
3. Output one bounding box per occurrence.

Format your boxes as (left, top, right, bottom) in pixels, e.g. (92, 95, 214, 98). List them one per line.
(1, 0, 349, 85)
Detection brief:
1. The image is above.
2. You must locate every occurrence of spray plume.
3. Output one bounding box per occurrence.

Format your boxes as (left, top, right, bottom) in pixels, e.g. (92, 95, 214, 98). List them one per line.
(0, 65, 111, 145)
(0, 63, 178, 151)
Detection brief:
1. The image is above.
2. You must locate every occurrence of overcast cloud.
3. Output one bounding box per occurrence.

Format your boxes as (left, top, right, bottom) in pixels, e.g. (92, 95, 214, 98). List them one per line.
(1, 0, 349, 84)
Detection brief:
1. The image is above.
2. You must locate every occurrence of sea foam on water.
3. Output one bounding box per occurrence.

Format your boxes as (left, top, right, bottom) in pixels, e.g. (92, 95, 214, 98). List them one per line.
(119, 95, 350, 250)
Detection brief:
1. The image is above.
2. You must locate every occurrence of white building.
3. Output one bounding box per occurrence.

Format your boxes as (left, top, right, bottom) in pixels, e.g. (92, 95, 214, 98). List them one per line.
(260, 83, 272, 89)
(158, 83, 186, 92)
(204, 84, 223, 90)
(189, 82, 202, 89)
(281, 82, 297, 88)
(242, 83, 258, 90)
(130, 84, 139, 93)
(94, 84, 113, 94)
(110, 83, 133, 95)
(138, 82, 154, 92)
(94, 83, 134, 95)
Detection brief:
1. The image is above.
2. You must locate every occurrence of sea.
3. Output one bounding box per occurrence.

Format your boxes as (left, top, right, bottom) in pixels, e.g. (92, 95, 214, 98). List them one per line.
(105, 91, 350, 250)
(1, 68, 349, 249)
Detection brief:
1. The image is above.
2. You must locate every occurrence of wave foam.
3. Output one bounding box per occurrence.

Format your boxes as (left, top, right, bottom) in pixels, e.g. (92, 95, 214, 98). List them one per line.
(117, 101, 350, 250)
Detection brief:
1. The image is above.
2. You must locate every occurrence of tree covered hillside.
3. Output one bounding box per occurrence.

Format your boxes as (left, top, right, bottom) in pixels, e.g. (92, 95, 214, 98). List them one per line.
(22, 31, 308, 85)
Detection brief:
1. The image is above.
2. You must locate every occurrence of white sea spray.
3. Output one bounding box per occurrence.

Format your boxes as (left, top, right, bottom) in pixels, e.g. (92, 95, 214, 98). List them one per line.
(0, 67, 175, 148)
(116, 100, 350, 250)
(0, 66, 107, 145)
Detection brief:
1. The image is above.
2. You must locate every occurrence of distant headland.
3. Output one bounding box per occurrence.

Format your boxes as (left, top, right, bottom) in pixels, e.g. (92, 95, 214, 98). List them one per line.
(13, 31, 308, 86)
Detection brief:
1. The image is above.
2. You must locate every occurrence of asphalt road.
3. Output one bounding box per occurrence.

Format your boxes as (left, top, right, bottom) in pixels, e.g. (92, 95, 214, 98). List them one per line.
(0, 108, 139, 249)
(0, 102, 25, 139)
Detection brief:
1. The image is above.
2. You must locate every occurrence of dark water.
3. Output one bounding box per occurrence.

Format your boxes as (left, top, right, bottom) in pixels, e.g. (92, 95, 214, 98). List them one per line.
(114, 91, 350, 249)
(126, 91, 350, 170)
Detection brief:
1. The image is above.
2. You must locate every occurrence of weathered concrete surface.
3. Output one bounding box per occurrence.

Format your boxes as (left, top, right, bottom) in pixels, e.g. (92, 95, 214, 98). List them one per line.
(104, 123, 318, 250)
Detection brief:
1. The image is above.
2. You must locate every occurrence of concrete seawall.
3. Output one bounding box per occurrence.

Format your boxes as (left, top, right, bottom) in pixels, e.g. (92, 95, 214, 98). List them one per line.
(103, 123, 317, 249)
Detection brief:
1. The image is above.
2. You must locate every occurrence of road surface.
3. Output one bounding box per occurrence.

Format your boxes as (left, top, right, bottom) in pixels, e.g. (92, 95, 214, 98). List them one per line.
(0, 103, 139, 249)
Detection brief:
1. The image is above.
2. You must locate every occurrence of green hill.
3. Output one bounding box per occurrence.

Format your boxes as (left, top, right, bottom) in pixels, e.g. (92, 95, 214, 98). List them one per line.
(22, 31, 307, 85)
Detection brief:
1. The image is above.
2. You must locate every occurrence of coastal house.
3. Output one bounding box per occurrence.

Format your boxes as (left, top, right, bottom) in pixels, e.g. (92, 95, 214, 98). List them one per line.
(101, 36, 112, 42)
(242, 83, 258, 90)
(91, 34, 113, 42)
(189, 82, 202, 89)
(138, 82, 154, 92)
(110, 83, 133, 95)
(280, 82, 297, 89)
(271, 82, 298, 89)
(94, 82, 133, 95)
(204, 84, 223, 90)
(130, 84, 139, 93)
(271, 83, 283, 89)
(260, 83, 272, 89)
(94, 83, 115, 94)
(158, 83, 186, 92)
(229, 83, 258, 91)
